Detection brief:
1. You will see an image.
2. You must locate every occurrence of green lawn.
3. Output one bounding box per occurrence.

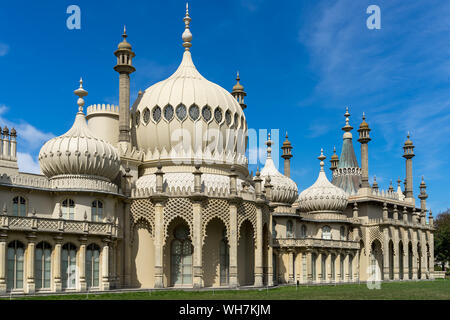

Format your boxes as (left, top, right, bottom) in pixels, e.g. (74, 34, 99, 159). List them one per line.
(7, 279, 450, 300)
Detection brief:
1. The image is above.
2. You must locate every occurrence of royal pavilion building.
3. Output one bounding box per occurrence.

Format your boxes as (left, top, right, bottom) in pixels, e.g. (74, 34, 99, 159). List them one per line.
(0, 5, 434, 294)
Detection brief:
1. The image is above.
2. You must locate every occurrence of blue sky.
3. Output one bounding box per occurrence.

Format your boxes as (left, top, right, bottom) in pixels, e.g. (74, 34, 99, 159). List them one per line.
(0, 0, 449, 214)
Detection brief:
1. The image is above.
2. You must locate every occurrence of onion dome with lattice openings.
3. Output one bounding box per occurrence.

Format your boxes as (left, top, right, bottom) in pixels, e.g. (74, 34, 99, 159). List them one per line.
(133, 4, 247, 167)
(331, 107, 362, 195)
(298, 149, 349, 213)
(258, 133, 298, 204)
(39, 79, 120, 184)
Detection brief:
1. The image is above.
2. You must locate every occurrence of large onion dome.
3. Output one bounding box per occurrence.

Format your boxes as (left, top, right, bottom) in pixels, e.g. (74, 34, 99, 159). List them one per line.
(132, 5, 247, 167)
(38, 80, 120, 183)
(298, 149, 348, 213)
(258, 134, 298, 204)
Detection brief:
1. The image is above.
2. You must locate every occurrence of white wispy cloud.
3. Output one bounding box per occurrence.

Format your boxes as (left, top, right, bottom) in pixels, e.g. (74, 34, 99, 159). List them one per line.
(0, 43, 9, 56)
(0, 105, 54, 174)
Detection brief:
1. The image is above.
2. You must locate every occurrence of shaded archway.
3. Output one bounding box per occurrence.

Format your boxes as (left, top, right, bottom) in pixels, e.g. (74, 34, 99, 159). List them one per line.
(203, 218, 228, 287)
(370, 240, 383, 281)
(388, 240, 394, 280)
(417, 243, 422, 279)
(238, 220, 255, 285)
(163, 217, 192, 287)
(408, 242, 413, 280)
(131, 219, 154, 288)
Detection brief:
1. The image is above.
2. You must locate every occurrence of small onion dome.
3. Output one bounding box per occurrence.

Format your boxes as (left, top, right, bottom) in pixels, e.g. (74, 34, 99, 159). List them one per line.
(331, 146, 339, 161)
(258, 134, 298, 204)
(232, 71, 245, 92)
(38, 79, 120, 181)
(359, 112, 369, 129)
(298, 149, 348, 213)
(404, 132, 414, 146)
(282, 132, 292, 149)
(118, 26, 132, 49)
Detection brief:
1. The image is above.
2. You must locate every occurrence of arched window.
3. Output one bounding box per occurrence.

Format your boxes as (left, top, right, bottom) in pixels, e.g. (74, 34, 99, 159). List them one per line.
(7, 241, 24, 290)
(91, 200, 103, 222)
(12, 196, 26, 217)
(62, 199, 75, 220)
(300, 225, 307, 238)
(219, 229, 229, 286)
(62, 243, 77, 289)
(86, 244, 100, 288)
(286, 220, 293, 238)
(35, 242, 52, 290)
(170, 226, 192, 286)
(322, 226, 332, 240)
(340, 226, 346, 240)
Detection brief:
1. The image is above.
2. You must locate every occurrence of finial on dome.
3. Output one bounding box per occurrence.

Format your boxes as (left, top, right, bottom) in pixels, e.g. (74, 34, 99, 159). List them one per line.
(266, 133, 272, 158)
(123, 25, 127, 39)
(318, 148, 326, 171)
(74, 78, 88, 113)
(182, 3, 192, 50)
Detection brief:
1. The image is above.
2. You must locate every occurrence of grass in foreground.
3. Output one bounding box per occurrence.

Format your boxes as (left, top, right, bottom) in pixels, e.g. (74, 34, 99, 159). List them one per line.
(7, 279, 450, 300)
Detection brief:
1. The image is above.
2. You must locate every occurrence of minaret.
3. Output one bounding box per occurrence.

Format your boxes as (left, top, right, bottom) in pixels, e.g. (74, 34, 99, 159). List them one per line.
(357, 112, 371, 188)
(418, 176, 428, 211)
(231, 71, 247, 110)
(114, 26, 136, 147)
(402, 132, 415, 202)
(281, 132, 293, 177)
(330, 146, 339, 172)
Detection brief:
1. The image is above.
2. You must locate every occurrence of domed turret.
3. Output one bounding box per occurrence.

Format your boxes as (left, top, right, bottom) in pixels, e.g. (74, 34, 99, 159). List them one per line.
(39, 79, 120, 187)
(298, 149, 348, 213)
(258, 133, 298, 204)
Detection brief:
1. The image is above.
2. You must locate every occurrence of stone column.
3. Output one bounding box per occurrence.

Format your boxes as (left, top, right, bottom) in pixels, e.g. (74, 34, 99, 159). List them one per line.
(428, 231, 435, 280)
(326, 253, 332, 282)
(78, 237, 87, 291)
(267, 212, 274, 286)
(306, 250, 313, 283)
(383, 228, 390, 280)
(343, 253, 349, 282)
(355, 250, 360, 282)
(288, 250, 295, 284)
(101, 239, 110, 290)
(336, 253, 342, 282)
(393, 239, 399, 280)
(192, 198, 203, 288)
(403, 239, 409, 280)
(123, 201, 131, 286)
(152, 195, 167, 288)
(26, 234, 36, 294)
(0, 232, 7, 294)
(254, 204, 264, 287)
(53, 235, 62, 292)
(229, 198, 240, 287)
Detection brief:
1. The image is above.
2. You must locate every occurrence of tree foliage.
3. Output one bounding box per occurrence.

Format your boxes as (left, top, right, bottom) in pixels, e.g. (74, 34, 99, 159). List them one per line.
(434, 209, 450, 269)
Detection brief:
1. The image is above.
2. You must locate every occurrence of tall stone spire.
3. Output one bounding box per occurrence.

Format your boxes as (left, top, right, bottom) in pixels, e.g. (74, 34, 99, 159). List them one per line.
(231, 71, 247, 110)
(402, 132, 415, 202)
(114, 25, 136, 148)
(281, 132, 293, 177)
(331, 107, 362, 195)
(357, 112, 371, 188)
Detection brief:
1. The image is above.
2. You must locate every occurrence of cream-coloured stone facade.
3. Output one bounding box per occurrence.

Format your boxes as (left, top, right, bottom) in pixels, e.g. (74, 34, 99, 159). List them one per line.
(0, 6, 434, 295)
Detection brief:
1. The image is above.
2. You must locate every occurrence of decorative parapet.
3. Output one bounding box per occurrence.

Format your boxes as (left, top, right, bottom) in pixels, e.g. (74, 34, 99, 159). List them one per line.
(0, 215, 119, 237)
(0, 173, 50, 189)
(365, 217, 434, 230)
(299, 212, 358, 224)
(332, 167, 362, 178)
(370, 188, 400, 200)
(274, 237, 360, 250)
(86, 104, 119, 117)
(50, 175, 119, 193)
